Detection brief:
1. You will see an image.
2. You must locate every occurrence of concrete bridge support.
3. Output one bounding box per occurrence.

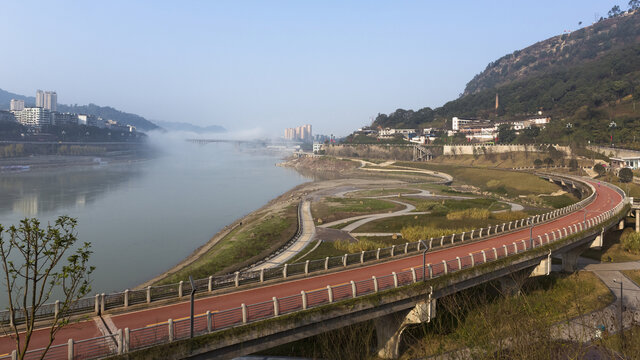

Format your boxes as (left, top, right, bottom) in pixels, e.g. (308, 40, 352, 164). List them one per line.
(530, 251, 551, 277)
(374, 298, 436, 359)
(561, 248, 583, 272)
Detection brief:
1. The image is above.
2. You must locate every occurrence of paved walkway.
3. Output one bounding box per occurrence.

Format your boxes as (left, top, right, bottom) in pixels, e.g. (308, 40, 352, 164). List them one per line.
(250, 200, 316, 270)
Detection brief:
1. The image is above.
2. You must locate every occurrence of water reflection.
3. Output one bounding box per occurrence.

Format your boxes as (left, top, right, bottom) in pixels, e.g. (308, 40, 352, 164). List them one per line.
(0, 166, 143, 217)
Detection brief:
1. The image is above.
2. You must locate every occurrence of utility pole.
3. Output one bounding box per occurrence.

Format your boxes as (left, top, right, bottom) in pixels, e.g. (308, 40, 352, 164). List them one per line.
(613, 278, 624, 348)
(189, 276, 197, 338)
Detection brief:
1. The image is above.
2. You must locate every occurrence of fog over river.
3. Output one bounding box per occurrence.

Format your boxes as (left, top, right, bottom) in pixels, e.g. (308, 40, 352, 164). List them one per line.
(0, 136, 309, 301)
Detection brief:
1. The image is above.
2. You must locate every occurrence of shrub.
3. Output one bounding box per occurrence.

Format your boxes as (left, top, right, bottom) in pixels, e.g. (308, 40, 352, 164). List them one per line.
(491, 211, 530, 221)
(446, 208, 490, 221)
(619, 167, 633, 183)
(401, 225, 472, 242)
(621, 231, 640, 254)
(593, 163, 606, 176)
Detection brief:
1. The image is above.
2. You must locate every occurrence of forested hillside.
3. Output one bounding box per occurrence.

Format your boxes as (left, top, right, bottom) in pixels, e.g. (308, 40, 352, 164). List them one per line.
(372, 6, 640, 146)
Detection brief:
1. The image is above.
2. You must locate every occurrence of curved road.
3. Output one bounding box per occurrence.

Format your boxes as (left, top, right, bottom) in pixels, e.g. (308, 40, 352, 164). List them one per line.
(0, 179, 624, 355)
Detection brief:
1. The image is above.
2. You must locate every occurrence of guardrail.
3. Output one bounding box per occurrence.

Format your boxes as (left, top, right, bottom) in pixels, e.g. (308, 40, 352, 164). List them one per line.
(1, 181, 625, 360)
(0, 174, 598, 326)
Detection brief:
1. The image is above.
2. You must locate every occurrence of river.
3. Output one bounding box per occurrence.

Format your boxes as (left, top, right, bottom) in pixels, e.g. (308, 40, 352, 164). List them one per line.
(0, 138, 309, 301)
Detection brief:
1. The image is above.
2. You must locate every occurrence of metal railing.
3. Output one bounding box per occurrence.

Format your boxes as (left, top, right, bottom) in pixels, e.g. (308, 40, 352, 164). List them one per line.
(1, 188, 625, 360)
(0, 174, 599, 326)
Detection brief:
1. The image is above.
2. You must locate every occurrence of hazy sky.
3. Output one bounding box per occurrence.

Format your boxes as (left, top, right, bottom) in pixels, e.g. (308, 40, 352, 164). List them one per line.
(0, 1, 623, 136)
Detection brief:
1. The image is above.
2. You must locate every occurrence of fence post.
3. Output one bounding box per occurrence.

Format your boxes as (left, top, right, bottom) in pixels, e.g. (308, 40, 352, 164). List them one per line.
(456, 257, 461, 270)
(206, 310, 212, 332)
(442, 260, 448, 275)
(351, 280, 357, 298)
(235, 271, 240, 287)
(521, 239, 527, 251)
(461, 232, 465, 242)
(95, 294, 100, 314)
(124, 290, 129, 308)
(502, 223, 505, 232)
(301, 291, 308, 309)
(100, 293, 105, 314)
(360, 251, 365, 264)
(372, 276, 378, 292)
(392, 272, 398, 287)
(391, 245, 395, 257)
(260, 268, 265, 282)
(179, 281, 184, 298)
(324, 257, 330, 270)
(492, 247, 498, 259)
(283, 264, 288, 279)
(481, 250, 486, 263)
(55, 300, 60, 318)
(440, 236, 444, 246)
(343, 254, 348, 267)
(304, 260, 310, 274)
(411, 267, 417, 283)
(469, 253, 474, 267)
(273, 297, 279, 316)
(327, 285, 334, 303)
(241, 303, 248, 323)
(147, 286, 152, 303)
(376, 248, 381, 260)
(503, 245, 508, 256)
(451, 234, 455, 244)
(168, 319, 174, 342)
(404, 242, 409, 254)
(208, 276, 213, 292)
(117, 328, 123, 355)
(471, 230, 475, 239)
(67, 339, 74, 360)
(428, 264, 433, 278)
(11, 350, 16, 360)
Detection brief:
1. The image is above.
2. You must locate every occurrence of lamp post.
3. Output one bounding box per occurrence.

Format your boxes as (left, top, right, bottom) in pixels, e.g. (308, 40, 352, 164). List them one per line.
(613, 278, 624, 347)
(419, 240, 429, 282)
(189, 276, 197, 338)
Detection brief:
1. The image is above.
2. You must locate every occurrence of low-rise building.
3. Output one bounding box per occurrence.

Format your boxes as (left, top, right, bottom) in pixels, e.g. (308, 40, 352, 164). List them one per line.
(14, 107, 51, 130)
(610, 156, 640, 170)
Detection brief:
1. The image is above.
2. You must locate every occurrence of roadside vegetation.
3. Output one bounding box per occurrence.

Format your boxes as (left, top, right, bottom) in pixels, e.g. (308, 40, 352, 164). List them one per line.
(583, 227, 640, 263)
(158, 204, 299, 284)
(344, 188, 421, 197)
(260, 271, 613, 359)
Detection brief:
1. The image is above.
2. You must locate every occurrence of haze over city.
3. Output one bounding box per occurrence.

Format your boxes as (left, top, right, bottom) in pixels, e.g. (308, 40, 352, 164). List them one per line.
(0, 0, 622, 136)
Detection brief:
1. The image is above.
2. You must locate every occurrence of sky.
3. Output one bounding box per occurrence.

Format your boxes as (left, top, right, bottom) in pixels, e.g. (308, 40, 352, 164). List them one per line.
(0, 0, 625, 136)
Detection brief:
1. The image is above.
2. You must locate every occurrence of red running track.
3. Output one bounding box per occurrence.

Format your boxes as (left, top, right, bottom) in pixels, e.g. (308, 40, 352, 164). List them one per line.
(0, 179, 623, 355)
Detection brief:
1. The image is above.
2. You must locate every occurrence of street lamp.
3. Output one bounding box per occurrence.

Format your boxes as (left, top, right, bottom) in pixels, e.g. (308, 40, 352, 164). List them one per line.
(612, 278, 624, 347)
(419, 240, 429, 282)
(189, 276, 197, 338)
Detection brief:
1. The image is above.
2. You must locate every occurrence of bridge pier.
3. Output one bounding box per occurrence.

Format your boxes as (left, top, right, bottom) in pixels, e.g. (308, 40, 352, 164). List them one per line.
(498, 276, 521, 296)
(374, 298, 436, 359)
(530, 251, 551, 277)
(561, 248, 583, 272)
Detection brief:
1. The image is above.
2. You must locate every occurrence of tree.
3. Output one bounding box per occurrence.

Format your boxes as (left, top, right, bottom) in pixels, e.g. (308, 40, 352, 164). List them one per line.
(0, 217, 94, 359)
(569, 158, 579, 171)
(544, 157, 554, 167)
(497, 124, 516, 143)
(534, 158, 543, 168)
(619, 167, 634, 183)
(609, 5, 623, 17)
(630, 0, 640, 10)
(594, 163, 606, 176)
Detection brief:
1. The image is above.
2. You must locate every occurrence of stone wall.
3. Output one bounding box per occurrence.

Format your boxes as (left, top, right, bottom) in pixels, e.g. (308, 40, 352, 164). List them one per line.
(443, 144, 571, 156)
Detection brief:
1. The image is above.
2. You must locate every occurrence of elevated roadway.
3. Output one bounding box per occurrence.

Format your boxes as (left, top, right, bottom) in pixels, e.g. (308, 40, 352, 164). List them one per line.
(0, 175, 628, 359)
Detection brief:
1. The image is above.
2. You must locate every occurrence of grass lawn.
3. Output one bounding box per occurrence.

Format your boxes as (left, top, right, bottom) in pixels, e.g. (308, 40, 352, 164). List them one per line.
(311, 197, 402, 224)
(582, 228, 640, 263)
(157, 204, 299, 284)
(622, 270, 640, 286)
(396, 162, 562, 198)
(288, 241, 344, 263)
(345, 188, 421, 197)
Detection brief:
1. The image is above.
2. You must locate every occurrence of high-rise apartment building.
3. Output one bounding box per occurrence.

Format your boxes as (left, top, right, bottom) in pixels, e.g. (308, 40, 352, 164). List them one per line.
(44, 91, 57, 112)
(36, 90, 44, 108)
(284, 124, 313, 142)
(35, 90, 57, 111)
(10, 99, 25, 111)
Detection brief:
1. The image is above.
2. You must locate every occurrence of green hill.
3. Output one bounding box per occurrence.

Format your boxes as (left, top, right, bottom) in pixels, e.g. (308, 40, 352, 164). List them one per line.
(372, 9, 640, 146)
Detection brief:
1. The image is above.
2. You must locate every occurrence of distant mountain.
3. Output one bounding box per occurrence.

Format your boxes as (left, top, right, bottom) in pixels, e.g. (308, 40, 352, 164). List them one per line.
(153, 120, 226, 133)
(0, 88, 160, 132)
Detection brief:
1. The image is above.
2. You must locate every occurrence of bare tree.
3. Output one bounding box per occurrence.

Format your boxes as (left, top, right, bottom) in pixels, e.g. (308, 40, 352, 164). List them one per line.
(0, 216, 94, 359)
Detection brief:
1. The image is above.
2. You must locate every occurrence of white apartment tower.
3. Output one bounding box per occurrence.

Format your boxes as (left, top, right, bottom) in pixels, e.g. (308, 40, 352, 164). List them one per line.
(36, 90, 57, 111)
(16, 107, 50, 130)
(10, 99, 25, 111)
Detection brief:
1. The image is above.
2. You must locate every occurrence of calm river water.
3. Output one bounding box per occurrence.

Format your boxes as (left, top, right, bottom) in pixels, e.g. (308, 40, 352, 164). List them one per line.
(0, 139, 309, 299)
